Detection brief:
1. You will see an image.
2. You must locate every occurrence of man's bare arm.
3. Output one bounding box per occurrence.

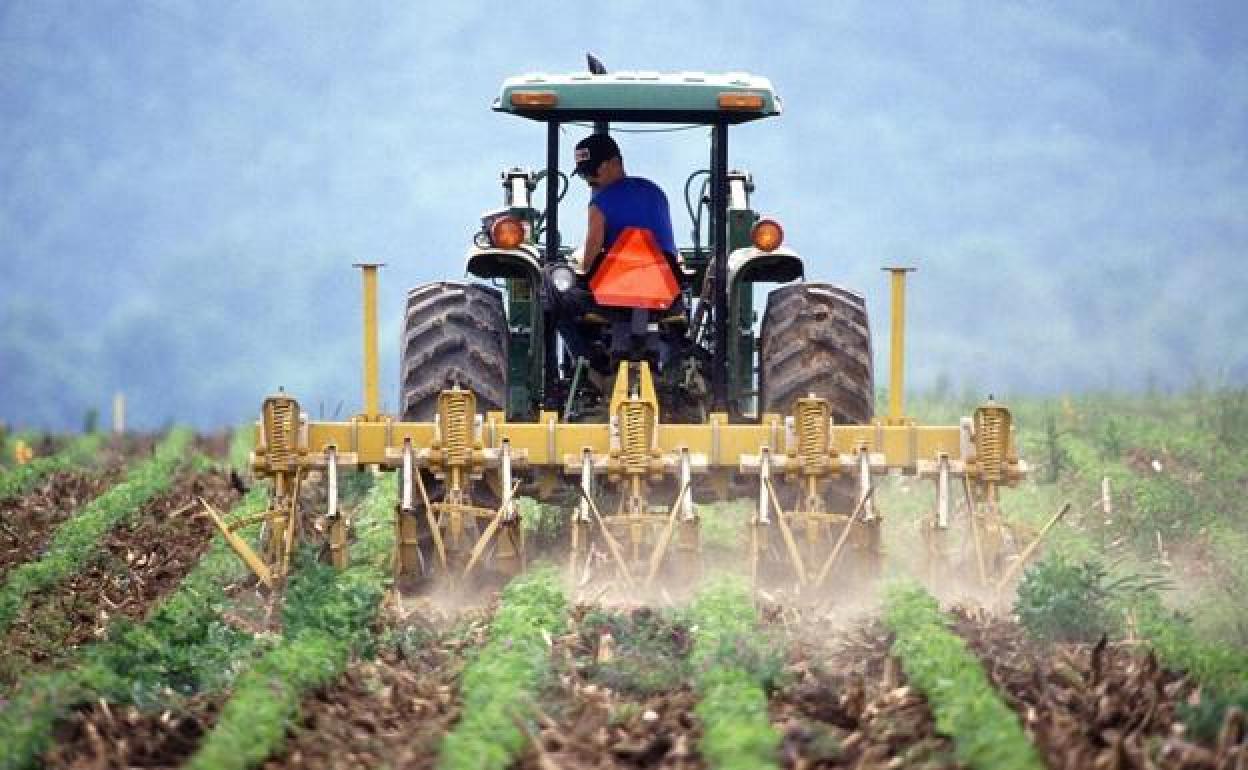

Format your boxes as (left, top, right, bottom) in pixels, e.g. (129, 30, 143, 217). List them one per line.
(582, 204, 605, 273)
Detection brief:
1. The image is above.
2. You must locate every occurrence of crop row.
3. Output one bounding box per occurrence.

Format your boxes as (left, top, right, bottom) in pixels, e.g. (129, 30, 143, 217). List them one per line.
(0, 433, 102, 503)
(439, 567, 569, 770)
(0, 480, 262, 770)
(187, 476, 394, 770)
(883, 582, 1044, 770)
(686, 577, 780, 770)
(0, 428, 191, 635)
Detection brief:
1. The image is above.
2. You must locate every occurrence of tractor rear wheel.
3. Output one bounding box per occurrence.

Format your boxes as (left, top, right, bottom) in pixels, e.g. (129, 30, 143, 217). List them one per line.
(398, 282, 509, 583)
(759, 283, 877, 587)
(759, 282, 873, 423)
(400, 281, 508, 420)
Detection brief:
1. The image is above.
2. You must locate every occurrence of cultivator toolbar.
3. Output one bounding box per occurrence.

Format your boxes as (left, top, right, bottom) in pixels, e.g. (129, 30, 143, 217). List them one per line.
(212, 265, 1030, 596)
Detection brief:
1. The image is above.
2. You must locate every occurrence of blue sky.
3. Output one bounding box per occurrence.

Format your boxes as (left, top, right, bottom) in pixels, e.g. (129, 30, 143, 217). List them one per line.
(1, 1, 1245, 428)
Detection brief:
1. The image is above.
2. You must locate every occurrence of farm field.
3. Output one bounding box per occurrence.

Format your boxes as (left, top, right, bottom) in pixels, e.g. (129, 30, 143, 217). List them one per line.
(0, 389, 1246, 769)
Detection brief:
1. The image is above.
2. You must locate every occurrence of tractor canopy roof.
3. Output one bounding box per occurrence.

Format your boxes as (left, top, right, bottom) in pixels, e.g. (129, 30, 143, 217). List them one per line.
(494, 71, 781, 124)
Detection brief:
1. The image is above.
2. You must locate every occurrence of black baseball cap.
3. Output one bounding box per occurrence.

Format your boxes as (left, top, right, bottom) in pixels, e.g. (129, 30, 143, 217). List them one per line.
(573, 133, 620, 177)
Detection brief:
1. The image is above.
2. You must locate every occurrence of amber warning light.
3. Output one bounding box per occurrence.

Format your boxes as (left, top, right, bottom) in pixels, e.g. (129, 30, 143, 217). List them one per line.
(510, 91, 559, 108)
(490, 216, 526, 248)
(718, 92, 764, 110)
(751, 219, 784, 252)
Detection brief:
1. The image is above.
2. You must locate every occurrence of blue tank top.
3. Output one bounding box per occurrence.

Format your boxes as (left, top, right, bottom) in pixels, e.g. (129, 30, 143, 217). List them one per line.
(590, 176, 677, 256)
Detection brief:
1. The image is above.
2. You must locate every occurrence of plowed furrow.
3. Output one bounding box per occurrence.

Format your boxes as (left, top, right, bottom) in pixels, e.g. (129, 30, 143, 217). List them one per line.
(949, 606, 1237, 770)
(770, 617, 960, 770)
(517, 604, 704, 770)
(0, 468, 238, 686)
(45, 695, 224, 770)
(260, 607, 491, 770)
(0, 467, 124, 580)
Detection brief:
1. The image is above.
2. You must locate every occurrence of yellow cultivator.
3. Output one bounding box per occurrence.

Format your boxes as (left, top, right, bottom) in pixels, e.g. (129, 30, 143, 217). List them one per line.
(214, 264, 1027, 596)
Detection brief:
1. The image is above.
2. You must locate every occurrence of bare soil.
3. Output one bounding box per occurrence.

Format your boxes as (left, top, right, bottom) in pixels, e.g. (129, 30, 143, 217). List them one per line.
(769, 609, 960, 770)
(259, 606, 492, 770)
(44, 695, 223, 770)
(0, 469, 239, 687)
(517, 603, 704, 770)
(0, 466, 125, 580)
(949, 605, 1247, 770)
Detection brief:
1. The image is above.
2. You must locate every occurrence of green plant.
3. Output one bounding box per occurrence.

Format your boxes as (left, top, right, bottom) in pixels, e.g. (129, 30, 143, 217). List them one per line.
(698, 500, 751, 551)
(438, 567, 568, 770)
(516, 496, 566, 542)
(1205, 387, 1248, 450)
(608, 701, 641, 726)
(884, 582, 1044, 770)
(582, 607, 691, 696)
(1042, 411, 1065, 483)
(1098, 417, 1125, 459)
(226, 424, 254, 474)
(187, 479, 395, 770)
(1131, 593, 1248, 742)
(686, 577, 781, 770)
(1014, 554, 1168, 643)
(883, 581, 1048, 768)
(186, 629, 350, 770)
(1014, 555, 1116, 643)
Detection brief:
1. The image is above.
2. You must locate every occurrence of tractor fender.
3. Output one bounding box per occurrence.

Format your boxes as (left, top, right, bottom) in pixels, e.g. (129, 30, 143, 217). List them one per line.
(464, 244, 543, 283)
(727, 246, 804, 293)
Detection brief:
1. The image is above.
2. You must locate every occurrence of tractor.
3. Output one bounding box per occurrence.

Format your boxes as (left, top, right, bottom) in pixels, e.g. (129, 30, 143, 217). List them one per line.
(211, 60, 1030, 597)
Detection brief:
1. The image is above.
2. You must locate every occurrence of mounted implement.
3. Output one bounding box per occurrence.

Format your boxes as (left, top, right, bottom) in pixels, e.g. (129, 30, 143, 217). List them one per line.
(215, 61, 1029, 595)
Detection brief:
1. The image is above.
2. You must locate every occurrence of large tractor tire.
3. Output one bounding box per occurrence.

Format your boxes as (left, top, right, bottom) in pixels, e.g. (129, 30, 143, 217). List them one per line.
(759, 282, 874, 424)
(758, 282, 878, 588)
(399, 281, 508, 420)
(397, 282, 509, 583)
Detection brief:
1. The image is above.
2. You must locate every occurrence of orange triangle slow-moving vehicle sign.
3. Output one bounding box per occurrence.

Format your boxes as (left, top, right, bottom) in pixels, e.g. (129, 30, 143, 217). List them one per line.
(589, 227, 680, 310)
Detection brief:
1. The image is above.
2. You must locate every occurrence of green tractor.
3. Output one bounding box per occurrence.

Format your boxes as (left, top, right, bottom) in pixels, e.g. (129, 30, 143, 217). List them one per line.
(402, 62, 872, 432)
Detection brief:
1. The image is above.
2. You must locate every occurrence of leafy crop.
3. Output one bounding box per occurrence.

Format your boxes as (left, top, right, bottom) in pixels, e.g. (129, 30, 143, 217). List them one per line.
(0, 433, 102, 503)
(186, 479, 395, 770)
(438, 567, 568, 770)
(884, 582, 1044, 770)
(186, 628, 347, 770)
(698, 500, 752, 552)
(686, 576, 781, 770)
(1014, 553, 1168, 643)
(516, 496, 566, 544)
(0, 429, 190, 634)
(89, 487, 271, 701)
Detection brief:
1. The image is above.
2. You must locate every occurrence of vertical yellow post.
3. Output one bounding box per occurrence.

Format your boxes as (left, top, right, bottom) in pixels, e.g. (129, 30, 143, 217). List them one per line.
(883, 267, 915, 424)
(353, 263, 385, 419)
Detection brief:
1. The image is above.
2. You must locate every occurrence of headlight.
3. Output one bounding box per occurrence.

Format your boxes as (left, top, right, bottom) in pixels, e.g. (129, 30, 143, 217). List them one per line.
(550, 264, 576, 293)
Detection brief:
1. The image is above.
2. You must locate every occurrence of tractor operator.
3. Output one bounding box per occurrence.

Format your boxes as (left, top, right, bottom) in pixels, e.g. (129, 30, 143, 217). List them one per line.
(546, 133, 682, 380)
(573, 133, 676, 272)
